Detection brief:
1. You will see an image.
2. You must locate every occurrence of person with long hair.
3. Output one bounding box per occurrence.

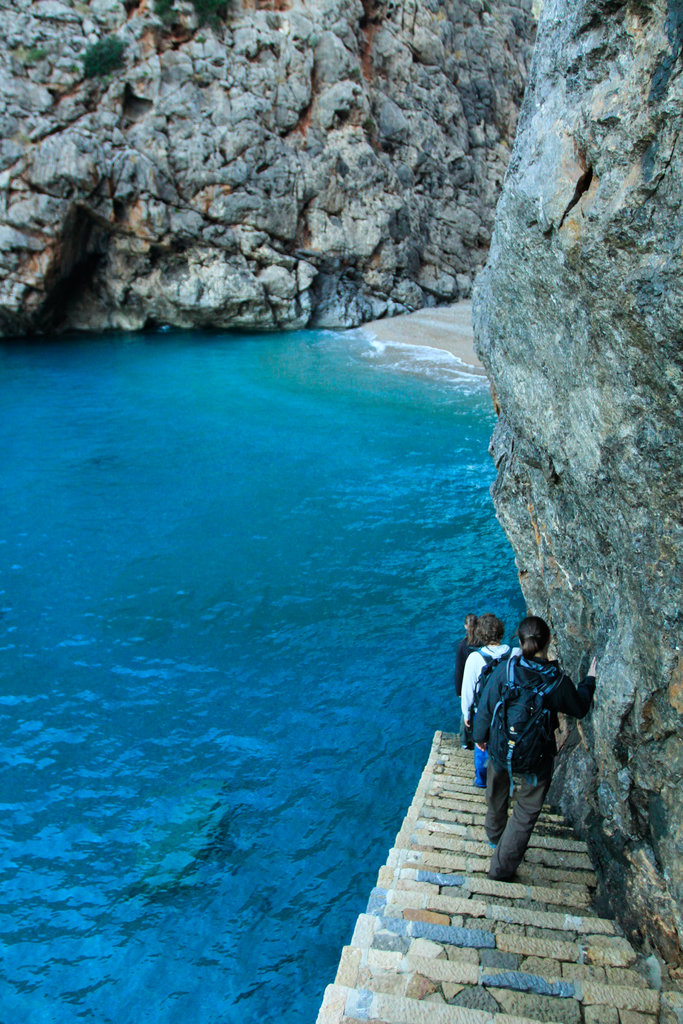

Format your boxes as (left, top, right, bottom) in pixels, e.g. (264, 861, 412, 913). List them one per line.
(461, 613, 511, 783)
(454, 613, 478, 748)
(473, 615, 596, 881)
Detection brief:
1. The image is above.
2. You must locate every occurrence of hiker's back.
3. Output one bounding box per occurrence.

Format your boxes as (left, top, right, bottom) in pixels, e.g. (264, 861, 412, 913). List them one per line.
(487, 656, 563, 783)
(472, 615, 597, 882)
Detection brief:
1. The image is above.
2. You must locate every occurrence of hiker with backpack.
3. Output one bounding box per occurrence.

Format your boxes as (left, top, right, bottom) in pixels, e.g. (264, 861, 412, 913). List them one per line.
(460, 613, 512, 786)
(454, 613, 478, 749)
(473, 615, 597, 882)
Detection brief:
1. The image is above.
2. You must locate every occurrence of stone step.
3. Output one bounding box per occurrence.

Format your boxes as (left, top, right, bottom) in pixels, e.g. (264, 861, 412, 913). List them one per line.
(419, 798, 573, 839)
(319, 975, 659, 1024)
(389, 847, 598, 889)
(417, 814, 586, 853)
(333, 945, 659, 1014)
(364, 892, 618, 940)
(412, 821, 590, 857)
(319, 982, 557, 1024)
(371, 880, 597, 922)
(378, 869, 593, 911)
(350, 911, 640, 969)
(317, 731, 663, 1024)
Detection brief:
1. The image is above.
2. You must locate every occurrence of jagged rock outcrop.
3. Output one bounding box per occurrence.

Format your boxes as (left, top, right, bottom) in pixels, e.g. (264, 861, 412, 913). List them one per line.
(0, 0, 534, 335)
(474, 0, 683, 965)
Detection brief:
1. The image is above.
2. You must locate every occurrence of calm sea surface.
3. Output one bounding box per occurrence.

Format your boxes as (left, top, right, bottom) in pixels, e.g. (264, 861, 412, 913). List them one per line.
(0, 328, 524, 1023)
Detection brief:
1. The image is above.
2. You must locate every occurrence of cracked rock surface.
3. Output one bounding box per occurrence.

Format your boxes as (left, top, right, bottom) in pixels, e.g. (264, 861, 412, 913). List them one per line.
(474, 0, 683, 965)
(0, 0, 534, 335)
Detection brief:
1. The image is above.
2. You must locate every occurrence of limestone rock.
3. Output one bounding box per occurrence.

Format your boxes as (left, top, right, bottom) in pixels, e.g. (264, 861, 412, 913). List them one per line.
(473, 0, 683, 965)
(0, 0, 535, 335)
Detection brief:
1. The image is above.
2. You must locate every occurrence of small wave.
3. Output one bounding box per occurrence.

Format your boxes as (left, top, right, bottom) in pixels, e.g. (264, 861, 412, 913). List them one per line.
(354, 328, 488, 389)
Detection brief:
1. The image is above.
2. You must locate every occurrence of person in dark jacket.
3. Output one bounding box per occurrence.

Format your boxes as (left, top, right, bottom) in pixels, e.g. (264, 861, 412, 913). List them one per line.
(473, 615, 596, 881)
(454, 613, 477, 748)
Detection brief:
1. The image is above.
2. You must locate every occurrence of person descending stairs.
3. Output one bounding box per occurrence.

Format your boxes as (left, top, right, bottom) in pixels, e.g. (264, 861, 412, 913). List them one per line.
(317, 732, 682, 1024)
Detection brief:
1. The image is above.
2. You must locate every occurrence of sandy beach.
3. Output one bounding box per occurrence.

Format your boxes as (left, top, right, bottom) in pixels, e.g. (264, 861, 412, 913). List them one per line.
(361, 301, 485, 375)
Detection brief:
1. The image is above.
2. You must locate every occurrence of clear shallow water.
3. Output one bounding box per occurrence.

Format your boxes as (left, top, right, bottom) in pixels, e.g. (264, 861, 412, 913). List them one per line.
(0, 329, 524, 1023)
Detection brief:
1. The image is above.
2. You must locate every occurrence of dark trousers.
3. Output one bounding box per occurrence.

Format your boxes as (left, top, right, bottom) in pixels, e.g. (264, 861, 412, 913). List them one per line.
(485, 760, 551, 880)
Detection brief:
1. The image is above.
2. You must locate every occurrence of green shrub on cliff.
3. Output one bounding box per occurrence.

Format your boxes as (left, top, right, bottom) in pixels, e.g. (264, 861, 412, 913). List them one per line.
(14, 45, 48, 67)
(82, 36, 125, 78)
(192, 0, 229, 23)
(154, 0, 176, 24)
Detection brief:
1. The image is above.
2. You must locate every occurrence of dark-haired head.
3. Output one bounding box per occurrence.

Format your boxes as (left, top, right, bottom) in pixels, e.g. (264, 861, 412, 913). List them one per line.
(518, 616, 551, 659)
(474, 613, 504, 646)
(464, 613, 478, 644)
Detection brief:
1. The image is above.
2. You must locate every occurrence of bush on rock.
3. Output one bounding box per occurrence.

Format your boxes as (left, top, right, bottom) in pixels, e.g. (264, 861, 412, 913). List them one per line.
(82, 36, 125, 78)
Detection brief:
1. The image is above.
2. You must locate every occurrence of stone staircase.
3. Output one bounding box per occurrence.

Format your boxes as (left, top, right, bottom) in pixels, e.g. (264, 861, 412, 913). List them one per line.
(317, 731, 682, 1024)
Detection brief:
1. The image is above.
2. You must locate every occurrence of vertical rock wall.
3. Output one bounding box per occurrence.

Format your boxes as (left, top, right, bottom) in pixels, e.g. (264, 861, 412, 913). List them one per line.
(474, 0, 682, 962)
(0, 0, 534, 335)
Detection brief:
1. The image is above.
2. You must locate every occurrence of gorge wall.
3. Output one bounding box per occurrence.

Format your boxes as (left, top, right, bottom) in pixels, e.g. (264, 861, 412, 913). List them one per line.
(0, 0, 534, 336)
(474, 0, 683, 964)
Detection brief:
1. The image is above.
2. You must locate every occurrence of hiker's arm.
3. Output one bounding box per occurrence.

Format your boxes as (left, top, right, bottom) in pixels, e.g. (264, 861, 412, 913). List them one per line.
(557, 659, 597, 719)
(472, 677, 497, 746)
(461, 653, 480, 725)
(454, 640, 468, 696)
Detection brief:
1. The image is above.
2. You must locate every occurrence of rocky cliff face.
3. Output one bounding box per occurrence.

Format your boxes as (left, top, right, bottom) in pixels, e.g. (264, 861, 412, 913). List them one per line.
(474, 0, 683, 963)
(0, 0, 533, 336)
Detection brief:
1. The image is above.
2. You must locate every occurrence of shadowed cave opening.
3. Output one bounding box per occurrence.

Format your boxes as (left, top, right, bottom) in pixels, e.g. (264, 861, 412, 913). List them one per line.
(40, 205, 108, 332)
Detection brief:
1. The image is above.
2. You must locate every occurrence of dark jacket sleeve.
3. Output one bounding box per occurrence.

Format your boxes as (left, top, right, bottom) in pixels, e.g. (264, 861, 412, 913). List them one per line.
(551, 671, 596, 719)
(453, 638, 469, 697)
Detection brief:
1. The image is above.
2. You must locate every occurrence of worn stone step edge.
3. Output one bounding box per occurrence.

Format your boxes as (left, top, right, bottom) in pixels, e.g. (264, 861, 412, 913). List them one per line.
(424, 797, 570, 833)
(317, 981, 571, 1024)
(418, 810, 585, 849)
(422, 801, 576, 835)
(350, 912, 639, 967)
(419, 798, 574, 832)
(396, 736, 455, 834)
(429, 782, 568, 827)
(371, 879, 596, 923)
(339, 942, 648, 990)
(375, 866, 592, 910)
(355, 910, 626, 961)
(417, 783, 568, 826)
(365, 888, 616, 936)
(424, 810, 576, 842)
(406, 831, 594, 872)
(421, 810, 576, 842)
(401, 845, 595, 882)
(387, 847, 598, 889)
(394, 816, 574, 850)
(413, 818, 589, 856)
(334, 946, 659, 1014)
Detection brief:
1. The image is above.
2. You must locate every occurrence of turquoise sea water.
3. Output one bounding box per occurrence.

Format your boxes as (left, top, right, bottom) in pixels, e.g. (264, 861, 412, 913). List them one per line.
(0, 328, 524, 1023)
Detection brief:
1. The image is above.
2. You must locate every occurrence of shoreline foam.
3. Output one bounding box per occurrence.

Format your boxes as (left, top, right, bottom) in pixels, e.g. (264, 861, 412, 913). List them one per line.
(357, 301, 485, 377)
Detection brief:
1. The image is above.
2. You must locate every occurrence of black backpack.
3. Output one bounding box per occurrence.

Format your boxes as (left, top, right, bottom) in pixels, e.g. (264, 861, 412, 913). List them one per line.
(488, 656, 562, 794)
(471, 648, 512, 724)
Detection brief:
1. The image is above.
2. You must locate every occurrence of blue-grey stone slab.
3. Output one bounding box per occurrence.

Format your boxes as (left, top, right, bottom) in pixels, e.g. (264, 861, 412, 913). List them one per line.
(480, 970, 576, 998)
(377, 915, 409, 936)
(371, 931, 410, 953)
(366, 887, 388, 916)
(417, 870, 466, 888)
(345, 988, 373, 1020)
(479, 949, 520, 969)
(409, 920, 496, 948)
